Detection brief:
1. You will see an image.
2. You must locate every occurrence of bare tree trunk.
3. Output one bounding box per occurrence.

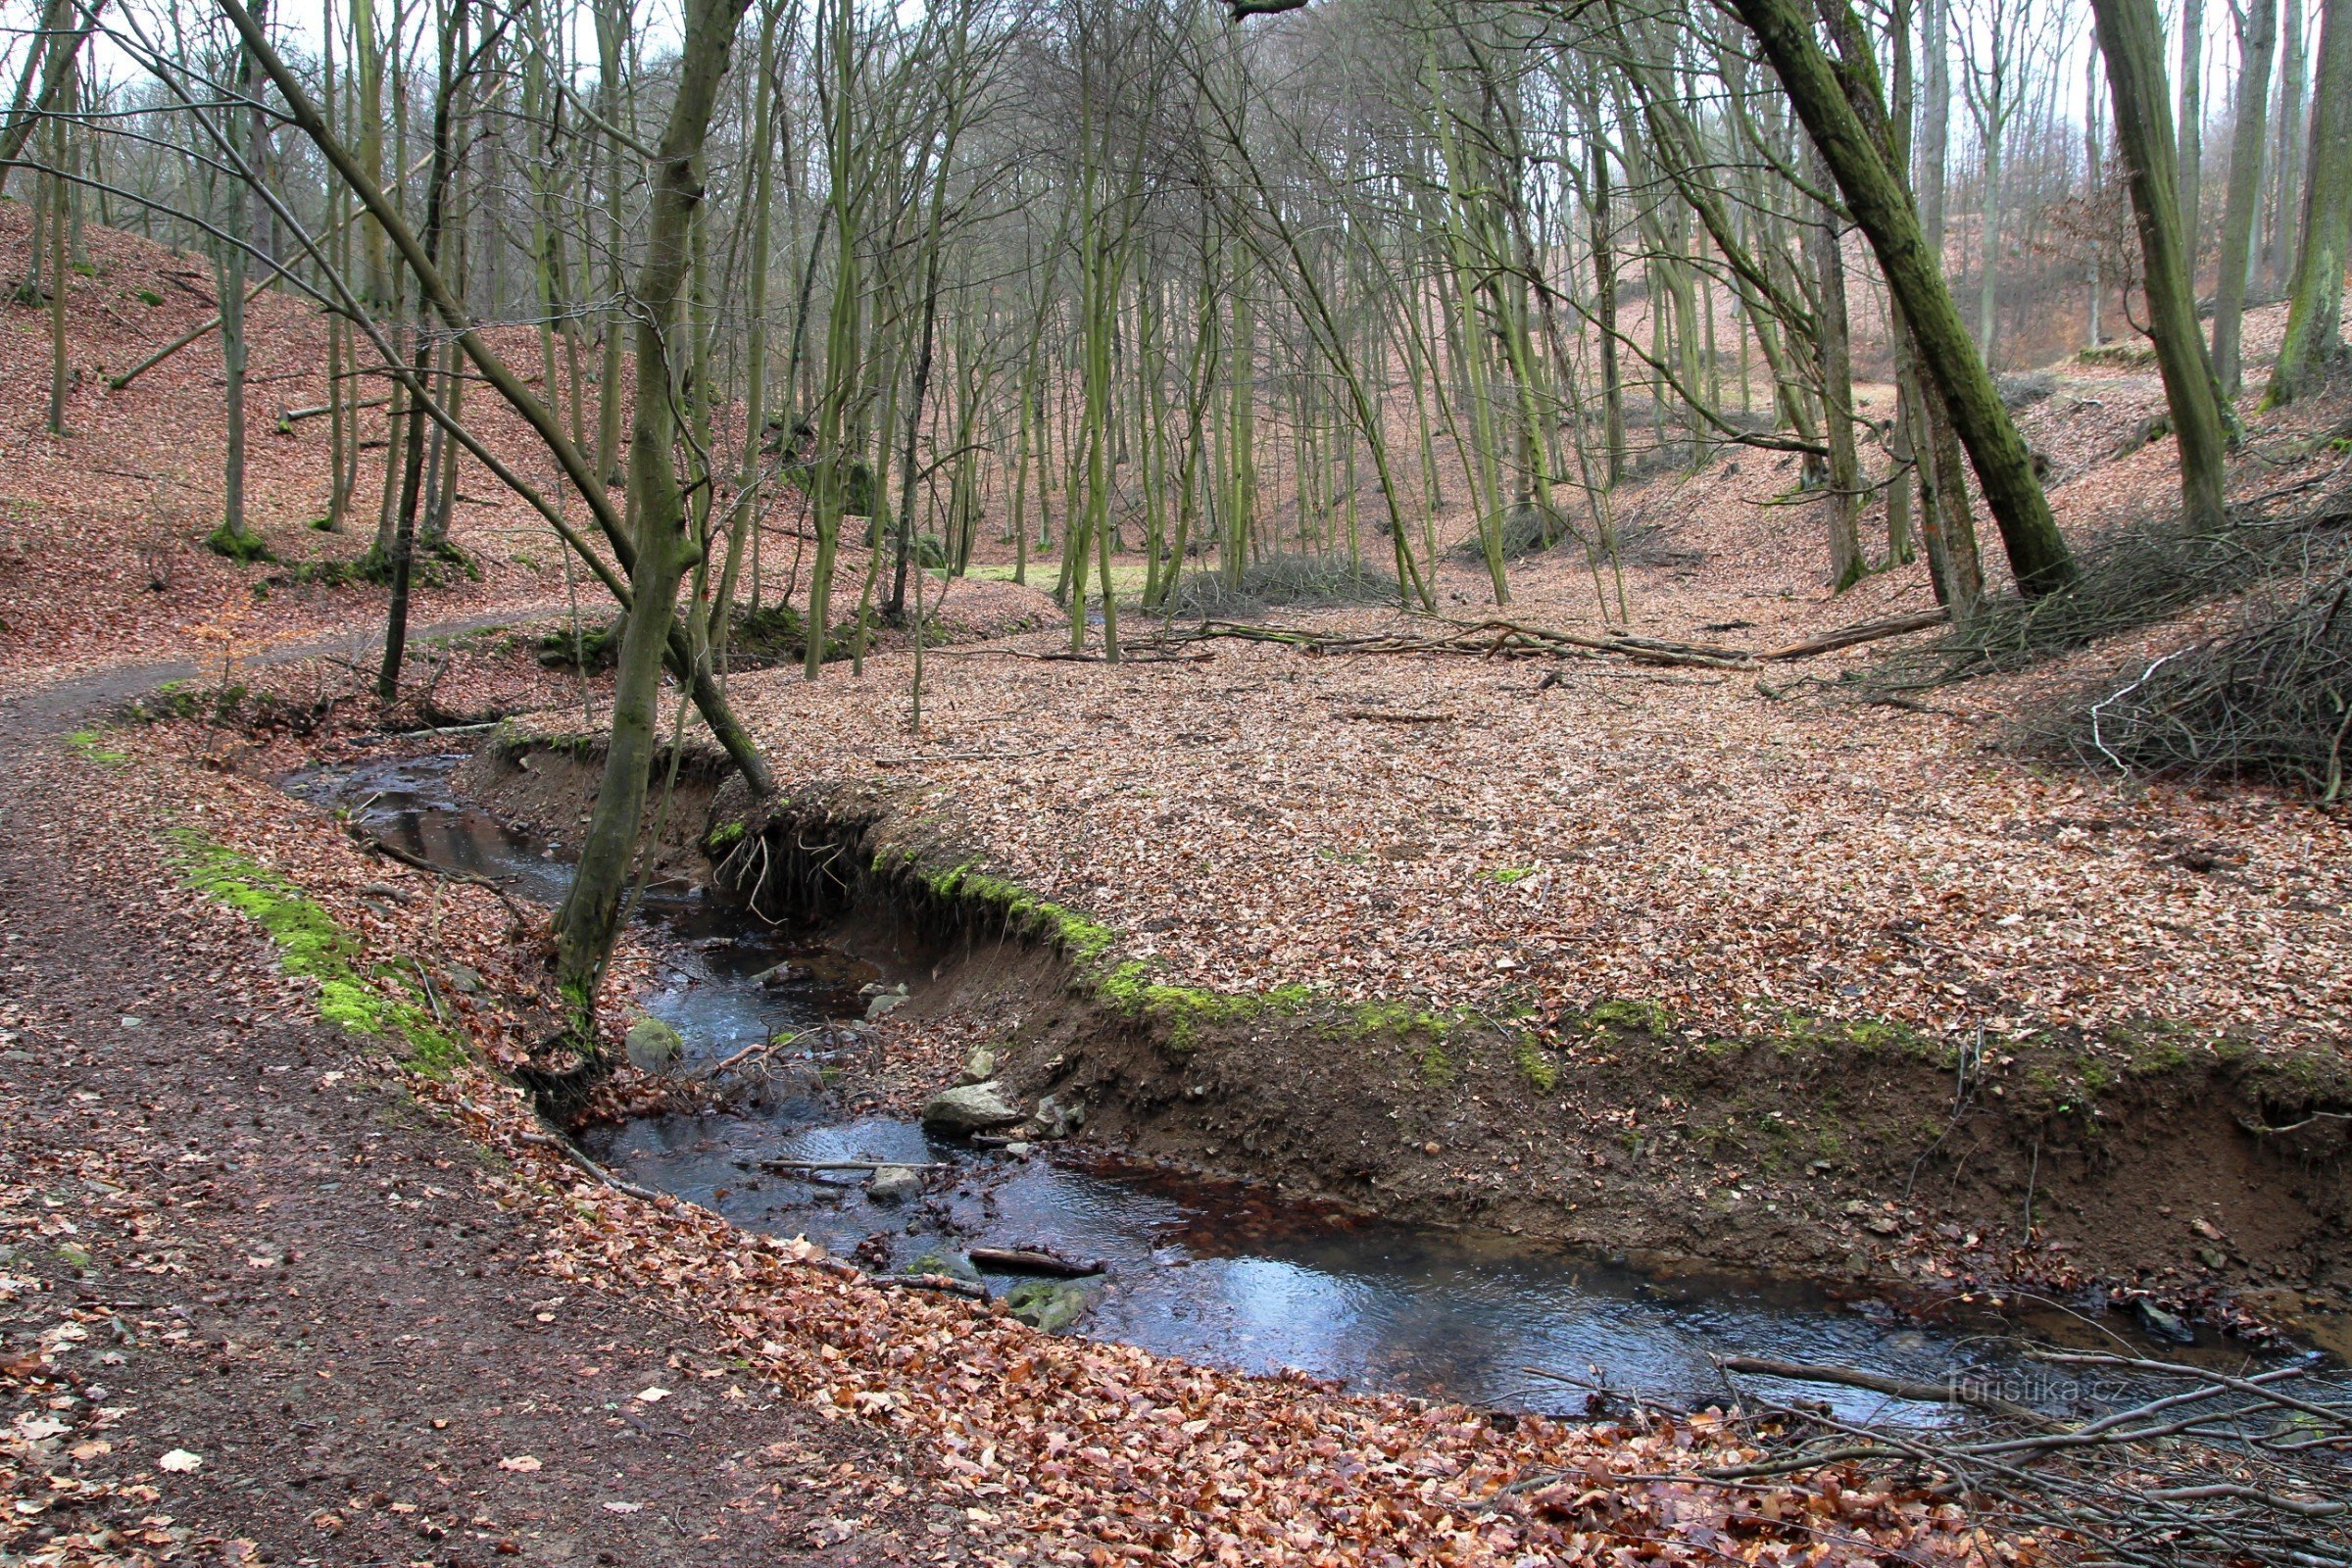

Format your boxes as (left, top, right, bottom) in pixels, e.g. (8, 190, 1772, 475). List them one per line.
(1589, 130, 1625, 488)
(2179, 0, 2204, 254)
(2264, 0, 2307, 290)
(45, 66, 68, 435)
(1920, 0, 1949, 258)
(2213, 0, 2278, 391)
(2092, 0, 2235, 533)
(1807, 163, 1864, 586)
(209, 1, 268, 563)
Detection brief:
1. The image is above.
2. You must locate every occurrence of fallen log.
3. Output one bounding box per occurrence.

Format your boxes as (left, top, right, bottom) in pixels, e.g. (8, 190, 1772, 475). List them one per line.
(1760, 608, 1950, 661)
(968, 1246, 1105, 1277)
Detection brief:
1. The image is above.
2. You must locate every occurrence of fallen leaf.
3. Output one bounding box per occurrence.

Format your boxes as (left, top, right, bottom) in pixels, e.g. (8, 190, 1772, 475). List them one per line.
(634, 1386, 669, 1402)
(496, 1455, 542, 1473)
(158, 1448, 203, 1473)
(601, 1500, 645, 1513)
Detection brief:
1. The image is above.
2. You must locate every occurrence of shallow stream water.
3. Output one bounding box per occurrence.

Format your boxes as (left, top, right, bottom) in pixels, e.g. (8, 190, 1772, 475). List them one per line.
(288, 751, 2345, 1424)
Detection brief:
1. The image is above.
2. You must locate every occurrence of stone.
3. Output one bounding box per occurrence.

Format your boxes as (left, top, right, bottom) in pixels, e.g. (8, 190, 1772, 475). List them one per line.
(1005, 1278, 1097, 1333)
(443, 963, 482, 995)
(905, 1250, 981, 1286)
(921, 1081, 1025, 1133)
(956, 1047, 998, 1087)
(1033, 1094, 1084, 1139)
(1004, 1142, 1032, 1158)
(866, 1165, 925, 1203)
(2132, 1298, 2196, 1345)
(865, 991, 911, 1021)
(625, 1016, 684, 1073)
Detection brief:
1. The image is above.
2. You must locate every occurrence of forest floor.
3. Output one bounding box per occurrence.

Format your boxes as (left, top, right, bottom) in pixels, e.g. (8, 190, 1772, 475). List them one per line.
(0, 648, 2016, 1568)
(6, 208, 2352, 1563)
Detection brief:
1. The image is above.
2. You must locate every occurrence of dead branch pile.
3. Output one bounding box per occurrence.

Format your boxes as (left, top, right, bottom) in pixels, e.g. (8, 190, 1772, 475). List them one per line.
(1145, 609, 1946, 671)
(1160, 554, 1401, 618)
(2055, 567, 2352, 800)
(1703, 1347, 2352, 1568)
(1888, 490, 2352, 686)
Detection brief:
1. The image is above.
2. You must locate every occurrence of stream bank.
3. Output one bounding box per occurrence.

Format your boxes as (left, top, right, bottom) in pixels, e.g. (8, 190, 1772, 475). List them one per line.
(452, 726, 2352, 1359)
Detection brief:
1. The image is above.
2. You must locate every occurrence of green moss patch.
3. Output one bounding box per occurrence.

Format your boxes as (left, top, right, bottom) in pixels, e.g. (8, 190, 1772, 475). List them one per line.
(171, 829, 464, 1075)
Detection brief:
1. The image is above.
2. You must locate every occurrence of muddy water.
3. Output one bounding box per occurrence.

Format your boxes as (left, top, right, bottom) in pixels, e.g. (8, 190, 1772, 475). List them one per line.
(289, 752, 2345, 1422)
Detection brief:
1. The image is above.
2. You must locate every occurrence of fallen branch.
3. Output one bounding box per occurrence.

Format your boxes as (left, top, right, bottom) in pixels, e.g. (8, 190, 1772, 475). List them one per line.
(1715, 1354, 2056, 1429)
(1760, 608, 1950, 661)
(517, 1130, 668, 1205)
(967, 1246, 1104, 1277)
(348, 826, 531, 929)
(881, 1272, 988, 1300)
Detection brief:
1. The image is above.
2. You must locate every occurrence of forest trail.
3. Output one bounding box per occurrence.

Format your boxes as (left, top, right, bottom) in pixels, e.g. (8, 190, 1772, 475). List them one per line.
(0, 636, 967, 1566)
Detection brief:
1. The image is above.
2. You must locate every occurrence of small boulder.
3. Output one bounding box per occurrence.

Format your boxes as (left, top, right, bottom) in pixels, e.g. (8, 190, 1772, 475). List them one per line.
(905, 1250, 982, 1286)
(866, 1165, 925, 1203)
(625, 1016, 684, 1073)
(956, 1047, 998, 1086)
(865, 990, 911, 1021)
(1005, 1278, 1098, 1333)
(921, 1081, 1025, 1133)
(2132, 1298, 2196, 1345)
(1034, 1094, 1084, 1140)
(443, 963, 483, 995)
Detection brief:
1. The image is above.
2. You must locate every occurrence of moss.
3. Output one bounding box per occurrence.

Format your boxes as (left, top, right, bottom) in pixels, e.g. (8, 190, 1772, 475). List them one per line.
(1416, 1038, 1456, 1087)
(707, 820, 747, 853)
(204, 523, 275, 564)
(66, 728, 129, 765)
(1583, 999, 1675, 1038)
(1513, 1033, 1558, 1093)
(172, 830, 463, 1075)
(1482, 865, 1539, 885)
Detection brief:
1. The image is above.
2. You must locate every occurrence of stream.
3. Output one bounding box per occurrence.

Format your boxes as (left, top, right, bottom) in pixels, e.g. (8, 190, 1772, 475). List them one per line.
(288, 750, 2346, 1425)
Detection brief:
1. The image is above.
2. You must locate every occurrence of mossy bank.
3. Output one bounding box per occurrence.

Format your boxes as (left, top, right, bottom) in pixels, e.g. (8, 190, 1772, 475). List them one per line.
(462, 727, 2352, 1339)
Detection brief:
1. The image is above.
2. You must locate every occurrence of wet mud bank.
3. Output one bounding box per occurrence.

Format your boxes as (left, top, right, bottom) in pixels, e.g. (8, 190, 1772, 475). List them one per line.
(463, 730, 2352, 1349)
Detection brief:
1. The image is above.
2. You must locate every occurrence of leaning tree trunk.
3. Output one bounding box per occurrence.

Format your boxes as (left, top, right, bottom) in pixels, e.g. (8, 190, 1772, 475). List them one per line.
(1732, 0, 2077, 596)
(2092, 0, 2235, 534)
(2265, 0, 2352, 408)
(552, 0, 756, 1032)
(2212, 0, 2278, 392)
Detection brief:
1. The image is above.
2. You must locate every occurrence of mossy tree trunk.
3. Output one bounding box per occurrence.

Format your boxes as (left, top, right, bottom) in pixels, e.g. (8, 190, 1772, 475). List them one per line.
(554, 0, 757, 1028)
(2091, 0, 2235, 535)
(2265, 0, 2352, 408)
(1730, 0, 2077, 597)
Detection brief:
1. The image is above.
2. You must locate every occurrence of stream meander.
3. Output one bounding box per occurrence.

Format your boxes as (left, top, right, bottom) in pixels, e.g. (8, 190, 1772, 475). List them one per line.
(288, 751, 2346, 1426)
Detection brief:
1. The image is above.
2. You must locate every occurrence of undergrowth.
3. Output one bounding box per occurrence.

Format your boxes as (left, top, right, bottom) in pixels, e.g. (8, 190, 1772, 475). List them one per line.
(1161, 553, 1400, 618)
(2047, 567, 2352, 800)
(1883, 491, 2352, 686)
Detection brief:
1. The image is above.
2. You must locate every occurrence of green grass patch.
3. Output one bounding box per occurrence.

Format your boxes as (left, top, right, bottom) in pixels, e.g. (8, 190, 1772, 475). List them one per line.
(171, 829, 464, 1075)
(1513, 1032, 1559, 1092)
(66, 728, 129, 765)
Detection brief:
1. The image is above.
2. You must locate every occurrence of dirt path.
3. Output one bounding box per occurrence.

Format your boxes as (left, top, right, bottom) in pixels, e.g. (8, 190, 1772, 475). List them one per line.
(0, 640, 960, 1565)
